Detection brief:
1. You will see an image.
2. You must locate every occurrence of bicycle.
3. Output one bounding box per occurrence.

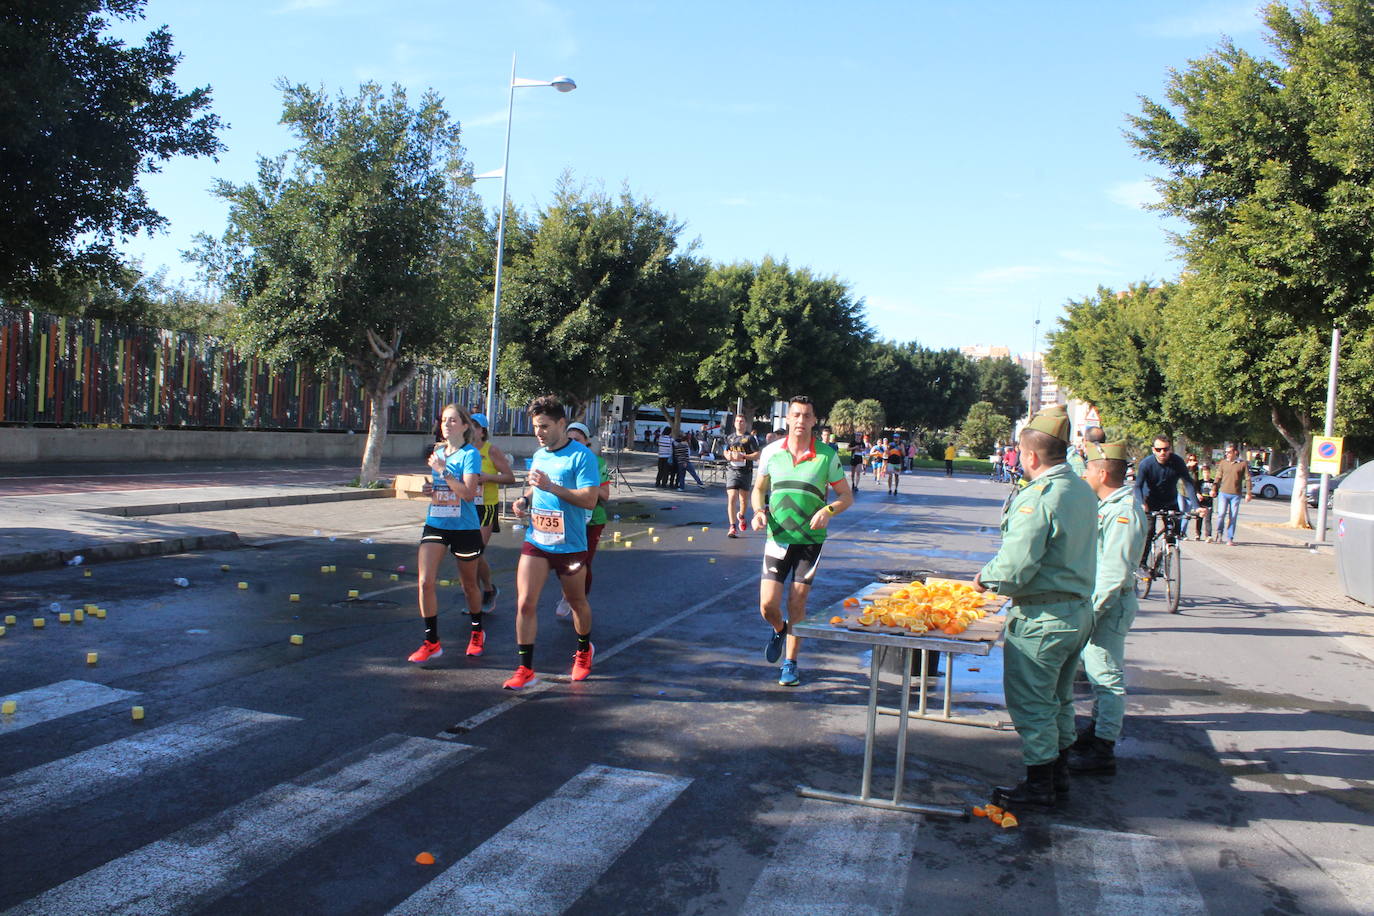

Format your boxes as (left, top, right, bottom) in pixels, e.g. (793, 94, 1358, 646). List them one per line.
(1138, 509, 1192, 614)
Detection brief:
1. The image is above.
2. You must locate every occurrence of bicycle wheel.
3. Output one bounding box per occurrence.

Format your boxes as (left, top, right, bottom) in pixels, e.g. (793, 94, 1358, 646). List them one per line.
(1165, 545, 1182, 613)
(1140, 543, 1157, 600)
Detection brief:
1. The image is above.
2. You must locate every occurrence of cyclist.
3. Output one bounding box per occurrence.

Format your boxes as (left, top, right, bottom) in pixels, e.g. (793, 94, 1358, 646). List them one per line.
(1132, 434, 1198, 573)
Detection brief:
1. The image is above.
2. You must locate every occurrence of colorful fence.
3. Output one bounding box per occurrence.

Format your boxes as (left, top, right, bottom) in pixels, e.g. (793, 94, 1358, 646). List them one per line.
(0, 309, 576, 435)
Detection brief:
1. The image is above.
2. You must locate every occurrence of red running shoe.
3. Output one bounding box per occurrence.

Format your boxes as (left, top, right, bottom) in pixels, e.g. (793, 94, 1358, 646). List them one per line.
(503, 665, 538, 690)
(407, 640, 443, 664)
(465, 630, 485, 656)
(571, 644, 595, 681)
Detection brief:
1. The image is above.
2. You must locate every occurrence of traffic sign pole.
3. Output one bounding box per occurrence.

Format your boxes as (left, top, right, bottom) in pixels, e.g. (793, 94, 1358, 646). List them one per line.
(1315, 327, 1341, 543)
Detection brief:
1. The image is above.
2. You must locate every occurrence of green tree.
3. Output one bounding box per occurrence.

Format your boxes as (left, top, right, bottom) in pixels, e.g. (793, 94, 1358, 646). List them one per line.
(975, 356, 1029, 421)
(957, 401, 1011, 457)
(1128, 0, 1374, 524)
(853, 398, 886, 439)
(827, 397, 860, 439)
(194, 81, 489, 486)
(498, 178, 702, 420)
(0, 0, 224, 299)
(854, 340, 977, 432)
(698, 257, 871, 412)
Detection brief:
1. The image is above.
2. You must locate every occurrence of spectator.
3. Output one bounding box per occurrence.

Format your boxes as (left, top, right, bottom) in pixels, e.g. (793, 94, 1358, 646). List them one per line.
(655, 426, 675, 488)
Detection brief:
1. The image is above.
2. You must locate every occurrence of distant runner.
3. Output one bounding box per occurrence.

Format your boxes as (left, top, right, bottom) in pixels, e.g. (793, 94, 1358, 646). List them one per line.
(723, 413, 762, 538)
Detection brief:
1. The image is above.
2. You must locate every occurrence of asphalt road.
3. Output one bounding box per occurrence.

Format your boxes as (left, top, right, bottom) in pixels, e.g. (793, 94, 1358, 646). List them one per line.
(1, 473, 1371, 914)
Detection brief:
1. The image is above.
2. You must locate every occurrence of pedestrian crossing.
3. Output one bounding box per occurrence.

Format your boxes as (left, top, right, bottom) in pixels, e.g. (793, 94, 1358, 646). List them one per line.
(0, 679, 139, 734)
(0, 678, 1320, 915)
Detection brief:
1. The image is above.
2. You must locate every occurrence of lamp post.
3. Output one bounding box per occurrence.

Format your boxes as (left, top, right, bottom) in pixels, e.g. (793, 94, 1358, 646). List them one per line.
(483, 54, 576, 429)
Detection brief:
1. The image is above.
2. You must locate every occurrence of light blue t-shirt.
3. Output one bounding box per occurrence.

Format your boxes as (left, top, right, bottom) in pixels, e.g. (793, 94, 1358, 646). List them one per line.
(526, 438, 600, 553)
(426, 443, 482, 530)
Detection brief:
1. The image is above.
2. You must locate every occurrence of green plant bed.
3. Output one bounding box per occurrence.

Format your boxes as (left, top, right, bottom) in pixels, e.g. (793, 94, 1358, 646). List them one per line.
(909, 458, 993, 474)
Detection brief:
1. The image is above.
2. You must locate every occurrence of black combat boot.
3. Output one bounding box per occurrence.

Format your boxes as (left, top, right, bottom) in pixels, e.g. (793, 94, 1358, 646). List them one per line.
(1054, 748, 1071, 794)
(1067, 736, 1117, 774)
(991, 762, 1057, 809)
(1067, 720, 1096, 753)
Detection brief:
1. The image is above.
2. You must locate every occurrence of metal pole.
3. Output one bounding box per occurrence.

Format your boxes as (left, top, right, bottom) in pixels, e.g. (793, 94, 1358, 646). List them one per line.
(484, 53, 518, 428)
(1315, 326, 1341, 542)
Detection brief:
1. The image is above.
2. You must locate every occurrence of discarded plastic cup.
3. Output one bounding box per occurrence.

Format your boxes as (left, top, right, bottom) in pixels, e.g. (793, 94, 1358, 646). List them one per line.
(172, 578, 190, 588)
(361, 537, 374, 544)
(49, 602, 61, 613)
(67, 555, 84, 566)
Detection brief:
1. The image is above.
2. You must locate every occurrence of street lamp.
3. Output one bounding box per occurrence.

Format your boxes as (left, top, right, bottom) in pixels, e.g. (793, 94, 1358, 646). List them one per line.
(482, 55, 576, 429)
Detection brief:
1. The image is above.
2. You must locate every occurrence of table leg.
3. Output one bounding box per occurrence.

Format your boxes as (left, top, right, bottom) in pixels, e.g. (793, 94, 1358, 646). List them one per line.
(893, 647, 913, 805)
(917, 648, 930, 716)
(942, 650, 954, 719)
(860, 646, 879, 800)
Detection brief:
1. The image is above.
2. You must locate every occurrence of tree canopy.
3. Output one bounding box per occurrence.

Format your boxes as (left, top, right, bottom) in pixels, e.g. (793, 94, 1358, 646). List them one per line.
(975, 356, 1029, 422)
(0, 0, 224, 299)
(194, 81, 488, 484)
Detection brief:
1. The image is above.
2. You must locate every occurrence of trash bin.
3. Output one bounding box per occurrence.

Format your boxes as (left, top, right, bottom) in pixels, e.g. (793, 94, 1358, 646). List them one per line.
(1334, 463, 1374, 605)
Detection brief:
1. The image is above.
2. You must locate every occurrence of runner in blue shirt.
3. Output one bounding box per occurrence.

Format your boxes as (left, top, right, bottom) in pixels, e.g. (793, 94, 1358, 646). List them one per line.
(506, 396, 602, 689)
(410, 404, 486, 664)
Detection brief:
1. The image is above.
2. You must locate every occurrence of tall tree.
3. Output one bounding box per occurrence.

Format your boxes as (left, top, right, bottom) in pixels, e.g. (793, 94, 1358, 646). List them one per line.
(957, 401, 1012, 457)
(854, 339, 978, 432)
(498, 178, 702, 420)
(0, 0, 224, 299)
(1128, 0, 1374, 524)
(194, 81, 489, 486)
(853, 399, 886, 439)
(827, 398, 860, 439)
(697, 257, 871, 413)
(975, 356, 1030, 422)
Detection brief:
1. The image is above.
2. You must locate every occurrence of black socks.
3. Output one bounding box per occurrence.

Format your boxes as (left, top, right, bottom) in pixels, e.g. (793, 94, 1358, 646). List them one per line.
(424, 616, 439, 643)
(518, 643, 534, 668)
(577, 632, 592, 652)
(470, 612, 483, 632)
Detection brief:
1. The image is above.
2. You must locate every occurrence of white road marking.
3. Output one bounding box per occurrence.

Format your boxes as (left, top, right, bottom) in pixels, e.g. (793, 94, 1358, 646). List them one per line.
(739, 800, 919, 915)
(1315, 856, 1374, 912)
(387, 764, 691, 915)
(0, 707, 298, 825)
(0, 680, 140, 735)
(5, 735, 478, 916)
(1052, 824, 1206, 915)
(436, 681, 555, 738)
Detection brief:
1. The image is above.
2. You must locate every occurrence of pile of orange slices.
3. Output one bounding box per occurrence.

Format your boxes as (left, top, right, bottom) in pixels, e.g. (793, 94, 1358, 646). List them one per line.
(836, 579, 999, 636)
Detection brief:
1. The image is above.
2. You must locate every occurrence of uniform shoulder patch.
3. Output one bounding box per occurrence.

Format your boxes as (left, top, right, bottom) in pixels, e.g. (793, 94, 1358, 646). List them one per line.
(1032, 483, 1047, 492)
(1018, 505, 1034, 514)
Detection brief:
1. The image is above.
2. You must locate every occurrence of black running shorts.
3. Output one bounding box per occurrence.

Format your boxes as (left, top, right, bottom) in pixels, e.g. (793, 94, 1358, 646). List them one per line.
(420, 525, 485, 560)
(760, 540, 824, 586)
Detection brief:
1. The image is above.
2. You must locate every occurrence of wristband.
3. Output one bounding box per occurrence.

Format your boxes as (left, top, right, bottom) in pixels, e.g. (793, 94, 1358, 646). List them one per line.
(824, 504, 836, 515)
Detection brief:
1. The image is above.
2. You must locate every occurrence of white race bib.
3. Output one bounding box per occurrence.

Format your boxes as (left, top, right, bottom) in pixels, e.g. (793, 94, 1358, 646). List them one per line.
(530, 508, 566, 546)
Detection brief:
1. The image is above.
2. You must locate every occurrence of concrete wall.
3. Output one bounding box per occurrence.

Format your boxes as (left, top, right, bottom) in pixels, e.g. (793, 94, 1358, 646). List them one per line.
(0, 427, 540, 465)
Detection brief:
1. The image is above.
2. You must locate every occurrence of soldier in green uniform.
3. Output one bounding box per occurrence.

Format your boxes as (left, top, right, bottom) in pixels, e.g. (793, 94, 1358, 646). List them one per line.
(1065, 425, 1105, 478)
(1069, 441, 1147, 774)
(973, 405, 1098, 808)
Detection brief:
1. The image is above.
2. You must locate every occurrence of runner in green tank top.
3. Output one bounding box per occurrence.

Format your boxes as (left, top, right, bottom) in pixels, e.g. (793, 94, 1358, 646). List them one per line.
(751, 395, 853, 687)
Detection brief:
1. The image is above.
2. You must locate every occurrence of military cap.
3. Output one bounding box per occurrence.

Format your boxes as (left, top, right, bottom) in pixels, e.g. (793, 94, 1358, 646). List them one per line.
(1025, 404, 1070, 442)
(1086, 441, 1129, 462)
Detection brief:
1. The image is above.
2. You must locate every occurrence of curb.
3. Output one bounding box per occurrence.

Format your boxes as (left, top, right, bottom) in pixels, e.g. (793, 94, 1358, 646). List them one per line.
(86, 487, 395, 518)
(0, 532, 242, 575)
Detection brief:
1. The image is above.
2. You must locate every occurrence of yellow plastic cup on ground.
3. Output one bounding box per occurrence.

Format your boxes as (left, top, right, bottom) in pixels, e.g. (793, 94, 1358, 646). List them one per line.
(290, 634, 304, 645)
(1, 700, 15, 715)
(348, 589, 359, 599)
(87, 652, 98, 665)
(131, 706, 144, 721)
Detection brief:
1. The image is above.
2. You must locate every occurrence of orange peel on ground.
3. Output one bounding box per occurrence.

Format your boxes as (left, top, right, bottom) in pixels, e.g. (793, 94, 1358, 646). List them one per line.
(415, 852, 436, 865)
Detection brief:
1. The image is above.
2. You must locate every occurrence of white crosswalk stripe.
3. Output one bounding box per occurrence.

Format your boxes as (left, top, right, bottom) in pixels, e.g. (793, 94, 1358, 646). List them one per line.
(1052, 824, 1207, 915)
(4, 734, 478, 916)
(0, 680, 139, 735)
(0, 706, 298, 826)
(387, 764, 691, 916)
(739, 800, 919, 915)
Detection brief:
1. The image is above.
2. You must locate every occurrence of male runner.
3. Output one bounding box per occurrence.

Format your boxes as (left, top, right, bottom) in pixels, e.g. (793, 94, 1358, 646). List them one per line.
(723, 413, 762, 538)
(886, 438, 904, 495)
(753, 396, 854, 687)
(506, 397, 601, 689)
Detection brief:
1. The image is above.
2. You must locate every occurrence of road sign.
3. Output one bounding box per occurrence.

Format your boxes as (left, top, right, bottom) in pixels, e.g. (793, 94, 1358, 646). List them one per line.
(1083, 405, 1101, 427)
(1311, 436, 1344, 475)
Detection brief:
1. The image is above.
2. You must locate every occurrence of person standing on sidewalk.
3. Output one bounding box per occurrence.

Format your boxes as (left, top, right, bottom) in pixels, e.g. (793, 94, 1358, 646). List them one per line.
(724, 414, 762, 537)
(469, 413, 516, 611)
(655, 426, 675, 488)
(1069, 441, 1147, 775)
(1211, 445, 1252, 545)
(944, 442, 957, 477)
(410, 404, 487, 664)
(752, 395, 853, 687)
(973, 405, 1098, 809)
(505, 397, 602, 690)
(555, 422, 610, 618)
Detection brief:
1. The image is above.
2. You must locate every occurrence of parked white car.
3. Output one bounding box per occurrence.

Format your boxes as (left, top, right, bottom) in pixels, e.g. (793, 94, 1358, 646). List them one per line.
(1252, 466, 1297, 499)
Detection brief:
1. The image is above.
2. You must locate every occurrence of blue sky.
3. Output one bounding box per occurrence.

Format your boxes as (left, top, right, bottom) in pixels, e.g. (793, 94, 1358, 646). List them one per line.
(114, 0, 1273, 357)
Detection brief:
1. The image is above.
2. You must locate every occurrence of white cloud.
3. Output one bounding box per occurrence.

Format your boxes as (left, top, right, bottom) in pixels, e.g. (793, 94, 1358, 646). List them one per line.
(1108, 179, 1158, 210)
(1057, 249, 1115, 267)
(1142, 1, 1262, 39)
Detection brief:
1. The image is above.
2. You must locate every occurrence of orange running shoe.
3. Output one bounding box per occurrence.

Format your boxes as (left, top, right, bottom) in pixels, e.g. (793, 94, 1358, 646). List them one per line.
(465, 630, 485, 656)
(571, 643, 595, 681)
(502, 665, 538, 690)
(407, 640, 443, 664)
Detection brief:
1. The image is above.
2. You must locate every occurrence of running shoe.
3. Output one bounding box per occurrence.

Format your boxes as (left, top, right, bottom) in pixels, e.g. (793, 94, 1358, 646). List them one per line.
(502, 665, 538, 690)
(764, 626, 786, 663)
(571, 643, 595, 681)
(407, 640, 443, 664)
(728, 525, 738, 538)
(465, 630, 485, 656)
(482, 585, 499, 610)
(778, 660, 800, 687)
(737, 512, 747, 530)
(555, 596, 572, 617)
